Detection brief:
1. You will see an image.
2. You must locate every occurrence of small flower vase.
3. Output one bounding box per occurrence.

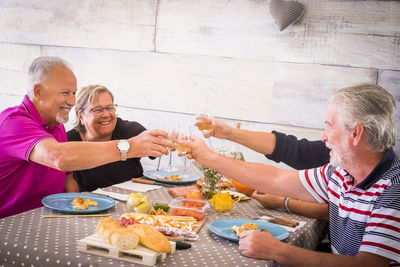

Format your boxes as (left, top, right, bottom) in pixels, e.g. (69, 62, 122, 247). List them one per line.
(192, 147, 232, 199)
(202, 169, 222, 200)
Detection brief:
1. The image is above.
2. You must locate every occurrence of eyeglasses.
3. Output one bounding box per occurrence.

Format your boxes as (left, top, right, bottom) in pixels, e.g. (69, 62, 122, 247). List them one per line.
(84, 104, 117, 114)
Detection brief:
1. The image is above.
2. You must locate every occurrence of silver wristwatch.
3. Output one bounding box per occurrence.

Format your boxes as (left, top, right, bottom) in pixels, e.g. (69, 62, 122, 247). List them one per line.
(117, 139, 130, 161)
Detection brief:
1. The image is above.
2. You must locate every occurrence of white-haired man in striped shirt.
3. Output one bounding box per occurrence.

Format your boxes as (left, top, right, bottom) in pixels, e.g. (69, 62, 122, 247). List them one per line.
(183, 84, 399, 266)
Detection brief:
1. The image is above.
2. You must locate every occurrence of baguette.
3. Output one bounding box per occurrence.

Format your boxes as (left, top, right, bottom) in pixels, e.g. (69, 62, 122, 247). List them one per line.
(96, 218, 139, 250)
(110, 230, 139, 250)
(126, 223, 172, 253)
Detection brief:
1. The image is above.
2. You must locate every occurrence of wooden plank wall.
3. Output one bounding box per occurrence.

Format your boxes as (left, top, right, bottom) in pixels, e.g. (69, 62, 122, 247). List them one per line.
(0, 0, 399, 165)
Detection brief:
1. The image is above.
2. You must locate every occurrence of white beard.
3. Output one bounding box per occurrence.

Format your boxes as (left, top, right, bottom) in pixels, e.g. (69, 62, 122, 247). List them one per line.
(56, 106, 71, 124)
(326, 140, 353, 169)
(329, 149, 344, 168)
(56, 112, 69, 124)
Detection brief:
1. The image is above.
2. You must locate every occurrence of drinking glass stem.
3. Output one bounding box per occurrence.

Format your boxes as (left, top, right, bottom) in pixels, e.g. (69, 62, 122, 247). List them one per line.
(154, 157, 162, 178)
(168, 153, 172, 169)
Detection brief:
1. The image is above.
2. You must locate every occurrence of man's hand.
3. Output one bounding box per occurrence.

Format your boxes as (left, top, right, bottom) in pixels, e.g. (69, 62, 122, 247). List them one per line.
(128, 129, 173, 158)
(177, 135, 214, 166)
(252, 191, 284, 210)
(238, 230, 281, 260)
(195, 116, 233, 139)
(239, 229, 391, 267)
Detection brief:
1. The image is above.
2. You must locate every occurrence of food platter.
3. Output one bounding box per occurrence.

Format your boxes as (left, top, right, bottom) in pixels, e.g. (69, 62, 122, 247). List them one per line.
(42, 193, 115, 213)
(208, 218, 289, 242)
(143, 170, 200, 184)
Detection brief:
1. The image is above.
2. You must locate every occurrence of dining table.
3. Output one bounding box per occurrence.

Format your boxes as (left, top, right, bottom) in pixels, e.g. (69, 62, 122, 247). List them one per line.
(0, 184, 328, 267)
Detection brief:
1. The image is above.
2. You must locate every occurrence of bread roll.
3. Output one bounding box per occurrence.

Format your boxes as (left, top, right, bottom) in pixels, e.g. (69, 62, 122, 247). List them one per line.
(96, 218, 138, 250)
(126, 223, 171, 253)
(110, 230, 139, 250)
(97, 218, 121, 243)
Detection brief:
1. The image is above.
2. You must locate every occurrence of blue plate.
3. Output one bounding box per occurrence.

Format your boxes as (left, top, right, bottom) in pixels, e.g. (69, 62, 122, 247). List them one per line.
(143, 170, 200, 184)
(209, 218, 289, 242)
(42, 193, 115, 214)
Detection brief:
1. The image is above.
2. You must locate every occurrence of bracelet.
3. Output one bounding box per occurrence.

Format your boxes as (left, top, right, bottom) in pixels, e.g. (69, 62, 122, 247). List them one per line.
(283, 197, 292, 214)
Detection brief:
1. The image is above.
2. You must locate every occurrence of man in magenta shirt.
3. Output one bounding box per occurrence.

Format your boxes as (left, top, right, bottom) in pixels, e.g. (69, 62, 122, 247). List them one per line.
(0, 56, 173, 218)
(0, 95, 70, 217)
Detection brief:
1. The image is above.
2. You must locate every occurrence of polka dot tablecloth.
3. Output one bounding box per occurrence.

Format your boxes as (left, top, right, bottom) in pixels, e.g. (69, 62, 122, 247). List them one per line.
(0, 186, 328, 267)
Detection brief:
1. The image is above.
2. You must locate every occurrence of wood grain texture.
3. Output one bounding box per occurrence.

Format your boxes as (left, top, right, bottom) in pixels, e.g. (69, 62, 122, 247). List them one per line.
(78, 233, 175, 266)
(0, 43, 40, 71)
(378, 70, 400, 146)
(157, 0, 400, 69)
(0, 0, 157, 51)
(0, 1, 398, 155)
(0, 43, 40, 100)
(40, 45, 376, 129)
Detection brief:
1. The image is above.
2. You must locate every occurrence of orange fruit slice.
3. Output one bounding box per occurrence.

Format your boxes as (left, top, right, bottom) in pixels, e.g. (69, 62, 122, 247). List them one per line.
(232, 180, 255, 196)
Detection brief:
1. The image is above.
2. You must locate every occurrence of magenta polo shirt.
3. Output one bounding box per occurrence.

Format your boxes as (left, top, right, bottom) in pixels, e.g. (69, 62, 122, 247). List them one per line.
(0, 95, 69, 218)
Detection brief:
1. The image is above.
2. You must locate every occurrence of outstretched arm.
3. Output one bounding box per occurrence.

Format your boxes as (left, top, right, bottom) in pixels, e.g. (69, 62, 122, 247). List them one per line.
(267, 131, 330, 169)
(183, 136, 315, 202)
(239, 230, 390, 267)
(30, 129, 173, 171)
(195, 117, 330, 169)
(195, 116, 277, 155)
(252, 191, 329, 221)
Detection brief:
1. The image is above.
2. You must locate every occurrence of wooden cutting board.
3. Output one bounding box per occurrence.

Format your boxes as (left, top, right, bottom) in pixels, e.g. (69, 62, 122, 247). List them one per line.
(168, 186, 201, 198)
(77, 233, 176, 266)
(167, 215, 207, 241)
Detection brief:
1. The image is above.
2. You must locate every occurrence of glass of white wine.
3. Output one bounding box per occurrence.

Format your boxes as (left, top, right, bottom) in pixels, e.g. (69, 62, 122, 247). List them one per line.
(146, 122, 165, 178)
(194, 112, 214, 147)
(162, 124, 179, 173)
(175, 125, 192, 177)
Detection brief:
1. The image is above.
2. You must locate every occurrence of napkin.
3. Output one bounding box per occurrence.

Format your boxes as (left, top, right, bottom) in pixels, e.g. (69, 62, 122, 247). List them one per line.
(91, 188, 129, 201)
(112, 180, 162, 192)
(258, 215, 306, 232)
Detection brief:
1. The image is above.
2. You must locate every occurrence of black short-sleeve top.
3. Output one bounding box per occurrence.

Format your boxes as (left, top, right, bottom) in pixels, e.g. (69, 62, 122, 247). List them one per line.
(67, 118, 146, 192)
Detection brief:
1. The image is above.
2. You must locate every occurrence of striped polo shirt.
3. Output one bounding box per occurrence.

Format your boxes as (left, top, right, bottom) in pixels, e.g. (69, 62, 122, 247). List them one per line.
(299, 148, 400, 264)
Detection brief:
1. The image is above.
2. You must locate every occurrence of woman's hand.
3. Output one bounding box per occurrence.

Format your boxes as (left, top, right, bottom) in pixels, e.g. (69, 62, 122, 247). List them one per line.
(252, 191, 284, 210)
(195, 116, 233, 140)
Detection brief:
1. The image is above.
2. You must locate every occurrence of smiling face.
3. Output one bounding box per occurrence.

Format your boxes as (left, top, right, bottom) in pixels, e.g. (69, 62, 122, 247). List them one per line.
(35, 65, 77, 127)
(322, 103, 356, 169)
(78, 92, 117, 141)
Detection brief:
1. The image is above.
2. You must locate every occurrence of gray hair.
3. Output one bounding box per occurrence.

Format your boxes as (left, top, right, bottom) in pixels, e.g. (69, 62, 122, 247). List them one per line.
(330, 83, 396, 152)
(73, 84, 115, 133)
(27, 56, 71, 97)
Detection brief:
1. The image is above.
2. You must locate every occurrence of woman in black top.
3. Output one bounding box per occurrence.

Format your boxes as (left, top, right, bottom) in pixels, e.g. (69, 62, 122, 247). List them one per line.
(67, 85, 148, 192)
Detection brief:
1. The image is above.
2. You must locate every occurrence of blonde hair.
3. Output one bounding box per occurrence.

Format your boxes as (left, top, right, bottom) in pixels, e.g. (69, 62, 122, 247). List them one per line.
(73, 85, 115, 133)
(330, 83, 396, 152)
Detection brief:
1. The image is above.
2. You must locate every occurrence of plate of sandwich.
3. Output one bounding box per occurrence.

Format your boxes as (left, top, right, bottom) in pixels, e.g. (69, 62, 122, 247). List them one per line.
(208, 218, 289, 242)
(42, 192, 115, 213)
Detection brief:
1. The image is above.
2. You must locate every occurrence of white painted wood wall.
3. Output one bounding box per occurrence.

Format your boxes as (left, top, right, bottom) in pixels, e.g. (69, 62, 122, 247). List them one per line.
(0, 0, 399, 169)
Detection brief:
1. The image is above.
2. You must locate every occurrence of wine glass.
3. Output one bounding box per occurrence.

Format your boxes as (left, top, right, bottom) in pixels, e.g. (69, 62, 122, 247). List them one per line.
(153, 157, 163, 179)
(194, 112, 214, 147)
(146, 122, 166, 179)
(162, 124, 179, 173)
(175, 125, 192, 177)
